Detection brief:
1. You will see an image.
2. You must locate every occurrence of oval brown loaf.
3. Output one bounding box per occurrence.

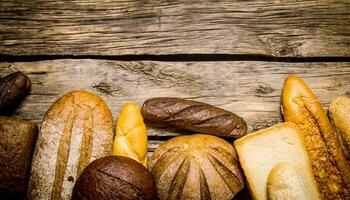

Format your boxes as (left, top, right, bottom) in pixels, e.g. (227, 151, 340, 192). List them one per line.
(149, 134, 244, 200)
(72, 156, 156, 200)
(0, 71, 31, 114)
(27, 90, 114, 200)
(141, 97, 247, 138)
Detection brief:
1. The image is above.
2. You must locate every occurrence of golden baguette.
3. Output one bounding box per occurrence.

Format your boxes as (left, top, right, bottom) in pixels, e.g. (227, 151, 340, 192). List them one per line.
(113, 102, 148, 167)
(281, 75, 350, 199)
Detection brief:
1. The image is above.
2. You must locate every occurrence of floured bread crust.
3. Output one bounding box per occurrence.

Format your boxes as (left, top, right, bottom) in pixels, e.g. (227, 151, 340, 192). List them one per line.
(28, 90, 113, 200)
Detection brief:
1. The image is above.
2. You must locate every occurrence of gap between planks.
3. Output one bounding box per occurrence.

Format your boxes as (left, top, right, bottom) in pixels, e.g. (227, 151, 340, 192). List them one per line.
(1, 54, 350, 63)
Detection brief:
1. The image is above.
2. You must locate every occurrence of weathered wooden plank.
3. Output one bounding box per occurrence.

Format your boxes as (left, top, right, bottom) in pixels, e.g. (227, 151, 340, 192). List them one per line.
(1, 59, 349, 141)
(0, 0, 349, 57)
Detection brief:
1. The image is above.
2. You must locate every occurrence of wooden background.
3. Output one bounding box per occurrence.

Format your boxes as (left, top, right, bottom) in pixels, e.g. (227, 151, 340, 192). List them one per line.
(1, 0, 350, 57)
(1, 0, 350, 199)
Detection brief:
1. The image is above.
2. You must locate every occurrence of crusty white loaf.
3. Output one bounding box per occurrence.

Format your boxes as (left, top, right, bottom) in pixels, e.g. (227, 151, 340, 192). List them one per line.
(28, 90, 114, 200)
(234, 122, 320, 200)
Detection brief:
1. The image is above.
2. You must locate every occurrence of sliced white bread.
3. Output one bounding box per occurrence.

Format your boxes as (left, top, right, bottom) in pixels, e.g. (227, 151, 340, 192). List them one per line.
(234, 122, 320, 200)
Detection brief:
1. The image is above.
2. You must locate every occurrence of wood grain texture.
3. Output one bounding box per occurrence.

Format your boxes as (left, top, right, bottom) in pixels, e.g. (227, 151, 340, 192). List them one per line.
(0, 0, 349, 57)
(1, 59, 349, 140)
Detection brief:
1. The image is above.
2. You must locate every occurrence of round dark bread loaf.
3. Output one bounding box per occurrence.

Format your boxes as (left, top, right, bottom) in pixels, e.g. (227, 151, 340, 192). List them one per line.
(72, 156, 156, 200)
(149, 134, 244, 200)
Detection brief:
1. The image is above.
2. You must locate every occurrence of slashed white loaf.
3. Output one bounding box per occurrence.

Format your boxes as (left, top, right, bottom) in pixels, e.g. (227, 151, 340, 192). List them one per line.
(28, 90, 114, 200)
(234, 122, 320, 200)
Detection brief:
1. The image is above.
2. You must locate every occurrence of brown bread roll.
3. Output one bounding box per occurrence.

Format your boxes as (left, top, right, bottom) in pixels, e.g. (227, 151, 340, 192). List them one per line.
(0, 117, 38, 200)
(281, 75, 350, 199)
(141, 97, 247, 138)
(149, 134, 244, 200)
(28, 90, 114, 200)
(329, 96, 350, 160)
(72, 155, 156, 200)
(0, 71, 31, 114)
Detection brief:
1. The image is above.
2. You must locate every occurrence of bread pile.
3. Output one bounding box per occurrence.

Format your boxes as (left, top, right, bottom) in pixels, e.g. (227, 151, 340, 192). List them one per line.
(1, 70, 349, 200)
(235, 75, 350, 200)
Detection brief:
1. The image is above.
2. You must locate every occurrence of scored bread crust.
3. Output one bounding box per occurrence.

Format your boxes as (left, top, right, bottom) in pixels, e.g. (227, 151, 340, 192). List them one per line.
(149, 134, 244, 200)
(28, 90, 114, 200)
(281, 76, 350, 199)
(329, 96, 350, 160)
(141, 97, 247, 138)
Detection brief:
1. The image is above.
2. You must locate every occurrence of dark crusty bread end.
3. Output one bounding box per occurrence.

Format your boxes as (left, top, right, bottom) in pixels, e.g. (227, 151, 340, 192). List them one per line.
(0, 116, 38, 200)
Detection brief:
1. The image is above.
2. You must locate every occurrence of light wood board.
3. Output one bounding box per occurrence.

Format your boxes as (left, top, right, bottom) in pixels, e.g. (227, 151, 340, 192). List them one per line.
(1, 0, 349, 57)
(1, 59, 349, 151)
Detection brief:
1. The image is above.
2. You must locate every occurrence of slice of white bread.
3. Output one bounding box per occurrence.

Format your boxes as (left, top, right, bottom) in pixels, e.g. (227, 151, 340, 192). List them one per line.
(234, 122, 320, 200)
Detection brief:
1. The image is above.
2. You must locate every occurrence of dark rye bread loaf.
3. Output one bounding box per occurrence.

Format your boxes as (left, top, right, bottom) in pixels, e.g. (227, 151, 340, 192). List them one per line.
(72, 156, 156, 200)
(0, 117, 38, 200)
(141, 97, 247, 138)
(149, 134, 244, 200)
(28, 90, 114, 200)
(0, 71, 31, 114)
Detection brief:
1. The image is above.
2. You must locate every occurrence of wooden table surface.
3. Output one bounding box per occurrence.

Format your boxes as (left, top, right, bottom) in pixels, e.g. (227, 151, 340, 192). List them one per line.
(1, 1, 349, 199)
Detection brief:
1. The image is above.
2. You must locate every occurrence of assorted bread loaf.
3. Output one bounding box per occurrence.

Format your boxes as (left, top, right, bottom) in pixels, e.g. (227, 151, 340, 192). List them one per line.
(0, 71, 31, 114)
(0, 116, 38, 200)
(141, 97, 247, 138)
(28, 90, 114, 200)
(113, 102, 148, 166)
(72, 156, 156, 200)
(1, 70, 349, 200)
(149, 134, 244, 200)
(281, 75, 350, 199)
